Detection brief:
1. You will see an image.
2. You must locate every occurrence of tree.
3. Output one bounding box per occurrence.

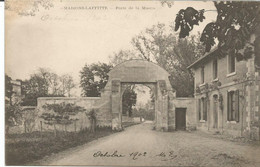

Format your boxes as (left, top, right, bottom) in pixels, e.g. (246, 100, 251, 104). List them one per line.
(5, 74, 13, 105)
(174, 1, 260, 66)
(22, 108, 38, 133)
(109, 50, 138, 66)
(21, 68, 71, 106)
(131, 23, 204, 97)
(131, 23, 177, 62)
(80, 62, 138, 116)
(122, 85, 137, 117)
(48, 72, 61, 95)
(5, 103, 22, 134)
(109, 23, 204, 96)
(5, 0, 54, 16)
(85, 108, 97, 133)
(80, 63, 113, 97)
(40, 103, 86, 136)
(60, 74, 76, 97)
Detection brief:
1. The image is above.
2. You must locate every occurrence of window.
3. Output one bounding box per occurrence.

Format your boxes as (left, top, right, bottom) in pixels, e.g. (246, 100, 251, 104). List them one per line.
(227, 90, 239, 122)
(201, 66, 205, 84)
(199, 97, 207, 121)
(198, 99, 201, 120)
(228, 54, 236, 74)
(213, 59, 218, 80)
(202, 98, 207, 121)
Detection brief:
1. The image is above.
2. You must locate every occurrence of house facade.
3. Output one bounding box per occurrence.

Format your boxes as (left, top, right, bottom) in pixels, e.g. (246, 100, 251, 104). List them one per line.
(188, 46, 260, 140)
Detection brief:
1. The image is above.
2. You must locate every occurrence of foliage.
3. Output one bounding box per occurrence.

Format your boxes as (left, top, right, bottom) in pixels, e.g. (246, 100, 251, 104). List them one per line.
(22, 109, 39, 133)
(21, 68, 75, 106)
(5, 0, 54, 16)
(122, 86, 137, 117)
(109, 50, 139, 66)
(174, 1, 260, 62)
(5, 74, 13, 105)
(131, 23, 177, 62)
(80, 63, 113, 97)
(85, 108, 97, 133)
(5, 103, 23, 134)
(130, 23, 204, 97)
(80, 62, 138, 114)
(109, 23, 204, 97)
(86, 108, 97, 121)
(60, 74, 76, 97)
(175, 7, 205, 38)
(132, 108, 154, 121)
(41, 103, 86, 128)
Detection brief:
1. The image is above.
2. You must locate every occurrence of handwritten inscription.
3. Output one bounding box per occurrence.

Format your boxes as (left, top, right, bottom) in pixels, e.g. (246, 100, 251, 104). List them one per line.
(156, 151, 178, 161)
(93, 151, 177, 161)
(129, 151, 147, 160)
(93, 151, 125, 158)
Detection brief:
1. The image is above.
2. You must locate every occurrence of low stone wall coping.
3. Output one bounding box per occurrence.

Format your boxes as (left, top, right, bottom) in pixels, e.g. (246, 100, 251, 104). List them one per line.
(37, 97, 101, 100)
(21, 106, 37, 110)
(174, 97, 195, 100)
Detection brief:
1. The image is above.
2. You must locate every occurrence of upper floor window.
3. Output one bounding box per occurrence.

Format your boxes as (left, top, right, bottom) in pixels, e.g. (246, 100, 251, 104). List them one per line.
(201, 66, 205, 84)
(228, 54, 236, 74)
(227, 90, 239, 122)
(213, 59, 218, 80)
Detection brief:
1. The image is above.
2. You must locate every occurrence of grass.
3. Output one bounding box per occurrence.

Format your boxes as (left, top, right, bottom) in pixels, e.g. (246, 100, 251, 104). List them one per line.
(5, 126, 115, 166)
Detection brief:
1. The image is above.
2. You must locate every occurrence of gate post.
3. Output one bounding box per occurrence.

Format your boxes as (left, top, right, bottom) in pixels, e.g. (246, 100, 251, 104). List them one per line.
(156, 80, 169, 131)
(111, 80, 122, 130)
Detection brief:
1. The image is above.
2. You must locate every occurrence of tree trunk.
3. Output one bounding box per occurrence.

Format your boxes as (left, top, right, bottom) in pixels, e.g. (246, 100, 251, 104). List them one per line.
(93, 119, 96, 133)
(24, 122, 27, 133)
(74, 121, 76, 132)
(40, 121, 42, 132)
(54, 124, 57, 137)
(91, 119, 96, 133)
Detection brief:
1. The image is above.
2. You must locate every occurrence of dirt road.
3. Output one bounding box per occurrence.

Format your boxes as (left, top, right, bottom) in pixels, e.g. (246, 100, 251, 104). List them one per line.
(37, 121, 260, 166)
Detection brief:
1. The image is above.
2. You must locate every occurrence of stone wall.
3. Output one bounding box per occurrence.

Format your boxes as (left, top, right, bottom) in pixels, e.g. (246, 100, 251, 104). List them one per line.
(36, 97, 103, 132)
(8, 106, 37, 134)
(169, 98, 196, 131)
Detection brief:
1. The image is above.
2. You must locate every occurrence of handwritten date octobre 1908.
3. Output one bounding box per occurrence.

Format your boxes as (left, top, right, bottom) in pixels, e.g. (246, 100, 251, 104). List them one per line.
(93, 151, 177, 161)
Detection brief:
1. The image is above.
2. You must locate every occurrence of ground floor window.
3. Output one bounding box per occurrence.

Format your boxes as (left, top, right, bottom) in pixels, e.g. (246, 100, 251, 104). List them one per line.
(227, 90, 239, 122)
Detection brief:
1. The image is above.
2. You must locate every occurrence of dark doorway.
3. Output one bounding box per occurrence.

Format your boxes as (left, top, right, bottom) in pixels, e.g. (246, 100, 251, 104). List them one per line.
(175, 108, 186, 130)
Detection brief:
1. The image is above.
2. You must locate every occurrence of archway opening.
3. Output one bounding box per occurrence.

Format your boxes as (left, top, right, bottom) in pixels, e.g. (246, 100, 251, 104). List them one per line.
(121, 84, 155, 128)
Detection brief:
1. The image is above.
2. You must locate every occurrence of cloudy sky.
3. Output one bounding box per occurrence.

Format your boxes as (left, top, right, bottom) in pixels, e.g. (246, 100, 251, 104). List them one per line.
(5, 0, 217, 96)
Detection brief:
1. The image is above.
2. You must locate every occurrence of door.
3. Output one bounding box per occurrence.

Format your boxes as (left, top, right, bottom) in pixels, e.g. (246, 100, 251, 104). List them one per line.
(213, 95, 218, 129)
(175, 108, 186, 130)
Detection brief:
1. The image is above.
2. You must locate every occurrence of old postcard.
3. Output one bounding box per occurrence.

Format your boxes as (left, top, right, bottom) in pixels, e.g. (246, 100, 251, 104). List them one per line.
(4, 0, 260, 166)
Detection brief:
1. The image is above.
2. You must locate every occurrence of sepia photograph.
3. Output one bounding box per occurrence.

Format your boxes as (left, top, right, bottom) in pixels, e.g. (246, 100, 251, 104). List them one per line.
(4, 0, 260, 166)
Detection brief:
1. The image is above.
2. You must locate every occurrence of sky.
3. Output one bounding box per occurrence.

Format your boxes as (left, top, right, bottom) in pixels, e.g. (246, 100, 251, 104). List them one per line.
(5, 0, 217, 97)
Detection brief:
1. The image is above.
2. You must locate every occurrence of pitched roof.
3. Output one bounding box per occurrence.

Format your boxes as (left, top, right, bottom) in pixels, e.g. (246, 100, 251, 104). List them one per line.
(187, 47, 219, 70)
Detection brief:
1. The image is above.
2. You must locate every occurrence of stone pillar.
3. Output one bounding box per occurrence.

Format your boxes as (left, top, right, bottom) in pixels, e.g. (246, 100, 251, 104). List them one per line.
(111, 80, 122, 130)
(168, 91, 175, 131)
(156, 80, 168, 131)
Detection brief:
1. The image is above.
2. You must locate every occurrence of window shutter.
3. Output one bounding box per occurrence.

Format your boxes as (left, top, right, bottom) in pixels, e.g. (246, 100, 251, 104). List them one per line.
(227, 91, 231, 121)
(204, 98, 207, 121)
(198, 99, 201, 120)
(235, 90, 240, 122)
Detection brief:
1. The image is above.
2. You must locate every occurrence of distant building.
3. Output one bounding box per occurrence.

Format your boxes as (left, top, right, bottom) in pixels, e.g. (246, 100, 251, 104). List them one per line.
(188, 43, 260, 140)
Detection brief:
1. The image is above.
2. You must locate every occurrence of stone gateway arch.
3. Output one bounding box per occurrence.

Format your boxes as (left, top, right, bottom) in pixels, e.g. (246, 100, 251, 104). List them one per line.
(93, 60, 176, 131)
(37, 59, 196, 133)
